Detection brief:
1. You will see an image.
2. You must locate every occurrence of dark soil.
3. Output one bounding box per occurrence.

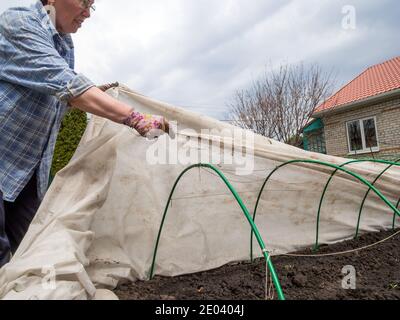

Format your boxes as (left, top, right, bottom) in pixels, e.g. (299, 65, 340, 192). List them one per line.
(114, 229, 400, 300)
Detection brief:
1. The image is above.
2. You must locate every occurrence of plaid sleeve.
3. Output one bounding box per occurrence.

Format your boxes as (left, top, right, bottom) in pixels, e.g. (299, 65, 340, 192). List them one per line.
(0, 10, 94, 101)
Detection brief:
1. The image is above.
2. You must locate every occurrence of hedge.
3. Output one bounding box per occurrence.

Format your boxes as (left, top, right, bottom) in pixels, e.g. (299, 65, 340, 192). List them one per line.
(50, 108, 88, 178)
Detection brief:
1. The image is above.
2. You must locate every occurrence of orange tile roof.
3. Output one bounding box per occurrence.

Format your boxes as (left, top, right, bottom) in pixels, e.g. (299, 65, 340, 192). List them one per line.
(314, 56, 400, 114)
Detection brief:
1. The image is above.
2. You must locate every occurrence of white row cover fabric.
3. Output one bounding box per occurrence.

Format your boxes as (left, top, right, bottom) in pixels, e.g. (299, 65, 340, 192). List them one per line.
(0, 85, 399, 299)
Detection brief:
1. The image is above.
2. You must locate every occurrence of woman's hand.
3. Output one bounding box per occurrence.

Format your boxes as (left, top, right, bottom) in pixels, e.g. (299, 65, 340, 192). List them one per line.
(123, 111, 170, 138)
(97, 82, 119, 92)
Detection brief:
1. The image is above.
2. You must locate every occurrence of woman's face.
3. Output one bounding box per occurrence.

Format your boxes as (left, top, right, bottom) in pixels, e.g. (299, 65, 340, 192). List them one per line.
(53, 0, 95, 34)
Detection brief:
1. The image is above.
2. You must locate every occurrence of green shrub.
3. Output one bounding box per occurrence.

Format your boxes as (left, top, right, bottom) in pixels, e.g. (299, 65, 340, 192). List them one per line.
(50, 108, 88, 178)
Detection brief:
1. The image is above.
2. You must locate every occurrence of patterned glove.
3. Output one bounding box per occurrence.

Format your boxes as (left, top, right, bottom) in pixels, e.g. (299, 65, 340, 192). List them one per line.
(123, 110, 170, 138)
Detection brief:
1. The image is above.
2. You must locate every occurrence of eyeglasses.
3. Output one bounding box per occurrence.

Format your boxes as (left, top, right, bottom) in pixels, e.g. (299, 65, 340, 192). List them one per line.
(79, 0, 96, 12)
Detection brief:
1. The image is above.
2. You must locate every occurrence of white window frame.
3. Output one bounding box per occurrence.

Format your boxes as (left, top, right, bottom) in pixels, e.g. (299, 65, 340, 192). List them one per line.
(346, 116, 379, 155)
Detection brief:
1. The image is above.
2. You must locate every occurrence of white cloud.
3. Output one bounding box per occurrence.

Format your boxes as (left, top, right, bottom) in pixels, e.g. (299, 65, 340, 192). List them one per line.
(1, 0, 399, 119)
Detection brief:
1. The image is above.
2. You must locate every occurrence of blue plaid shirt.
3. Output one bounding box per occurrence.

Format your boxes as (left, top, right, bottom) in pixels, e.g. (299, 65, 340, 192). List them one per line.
(0, 1, 94, 202)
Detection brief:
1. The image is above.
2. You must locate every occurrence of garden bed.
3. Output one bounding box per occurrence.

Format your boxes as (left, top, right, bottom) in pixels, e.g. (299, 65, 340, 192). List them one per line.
(114, 228, 400, 300)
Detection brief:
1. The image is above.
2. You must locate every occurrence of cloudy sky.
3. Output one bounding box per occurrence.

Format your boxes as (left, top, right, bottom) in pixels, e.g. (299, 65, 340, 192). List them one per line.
(1, 0, 399, 119)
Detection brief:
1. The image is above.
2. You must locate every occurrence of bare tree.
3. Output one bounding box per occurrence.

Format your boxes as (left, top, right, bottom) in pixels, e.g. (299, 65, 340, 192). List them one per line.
(229, 63, 334, 146)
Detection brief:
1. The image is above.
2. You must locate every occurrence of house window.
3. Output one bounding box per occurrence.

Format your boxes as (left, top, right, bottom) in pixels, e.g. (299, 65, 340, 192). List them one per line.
(346, 117, 379, 154)
(306, 129, 326, 154)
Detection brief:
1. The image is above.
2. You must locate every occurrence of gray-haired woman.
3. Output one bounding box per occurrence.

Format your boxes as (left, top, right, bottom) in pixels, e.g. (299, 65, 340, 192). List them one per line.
(0, 0, 169, 267)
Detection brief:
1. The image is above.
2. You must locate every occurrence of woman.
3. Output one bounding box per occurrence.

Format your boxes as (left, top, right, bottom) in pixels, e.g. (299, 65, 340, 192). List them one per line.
(0, 0, 169, 267)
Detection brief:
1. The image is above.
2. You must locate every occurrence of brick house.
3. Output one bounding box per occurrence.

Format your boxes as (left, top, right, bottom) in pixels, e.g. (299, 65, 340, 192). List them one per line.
(304, 56, 400, 160)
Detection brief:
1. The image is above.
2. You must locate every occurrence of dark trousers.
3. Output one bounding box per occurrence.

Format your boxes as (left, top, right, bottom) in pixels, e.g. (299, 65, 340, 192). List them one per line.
(0, 173, 41, 267)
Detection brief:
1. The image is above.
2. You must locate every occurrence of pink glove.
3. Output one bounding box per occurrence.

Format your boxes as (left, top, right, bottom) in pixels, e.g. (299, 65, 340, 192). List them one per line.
(123, 110, 170, 138)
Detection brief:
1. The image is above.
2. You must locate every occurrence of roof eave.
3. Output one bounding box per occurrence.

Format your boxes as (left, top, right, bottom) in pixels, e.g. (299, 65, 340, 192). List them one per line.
(313, 88, 400, 118)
